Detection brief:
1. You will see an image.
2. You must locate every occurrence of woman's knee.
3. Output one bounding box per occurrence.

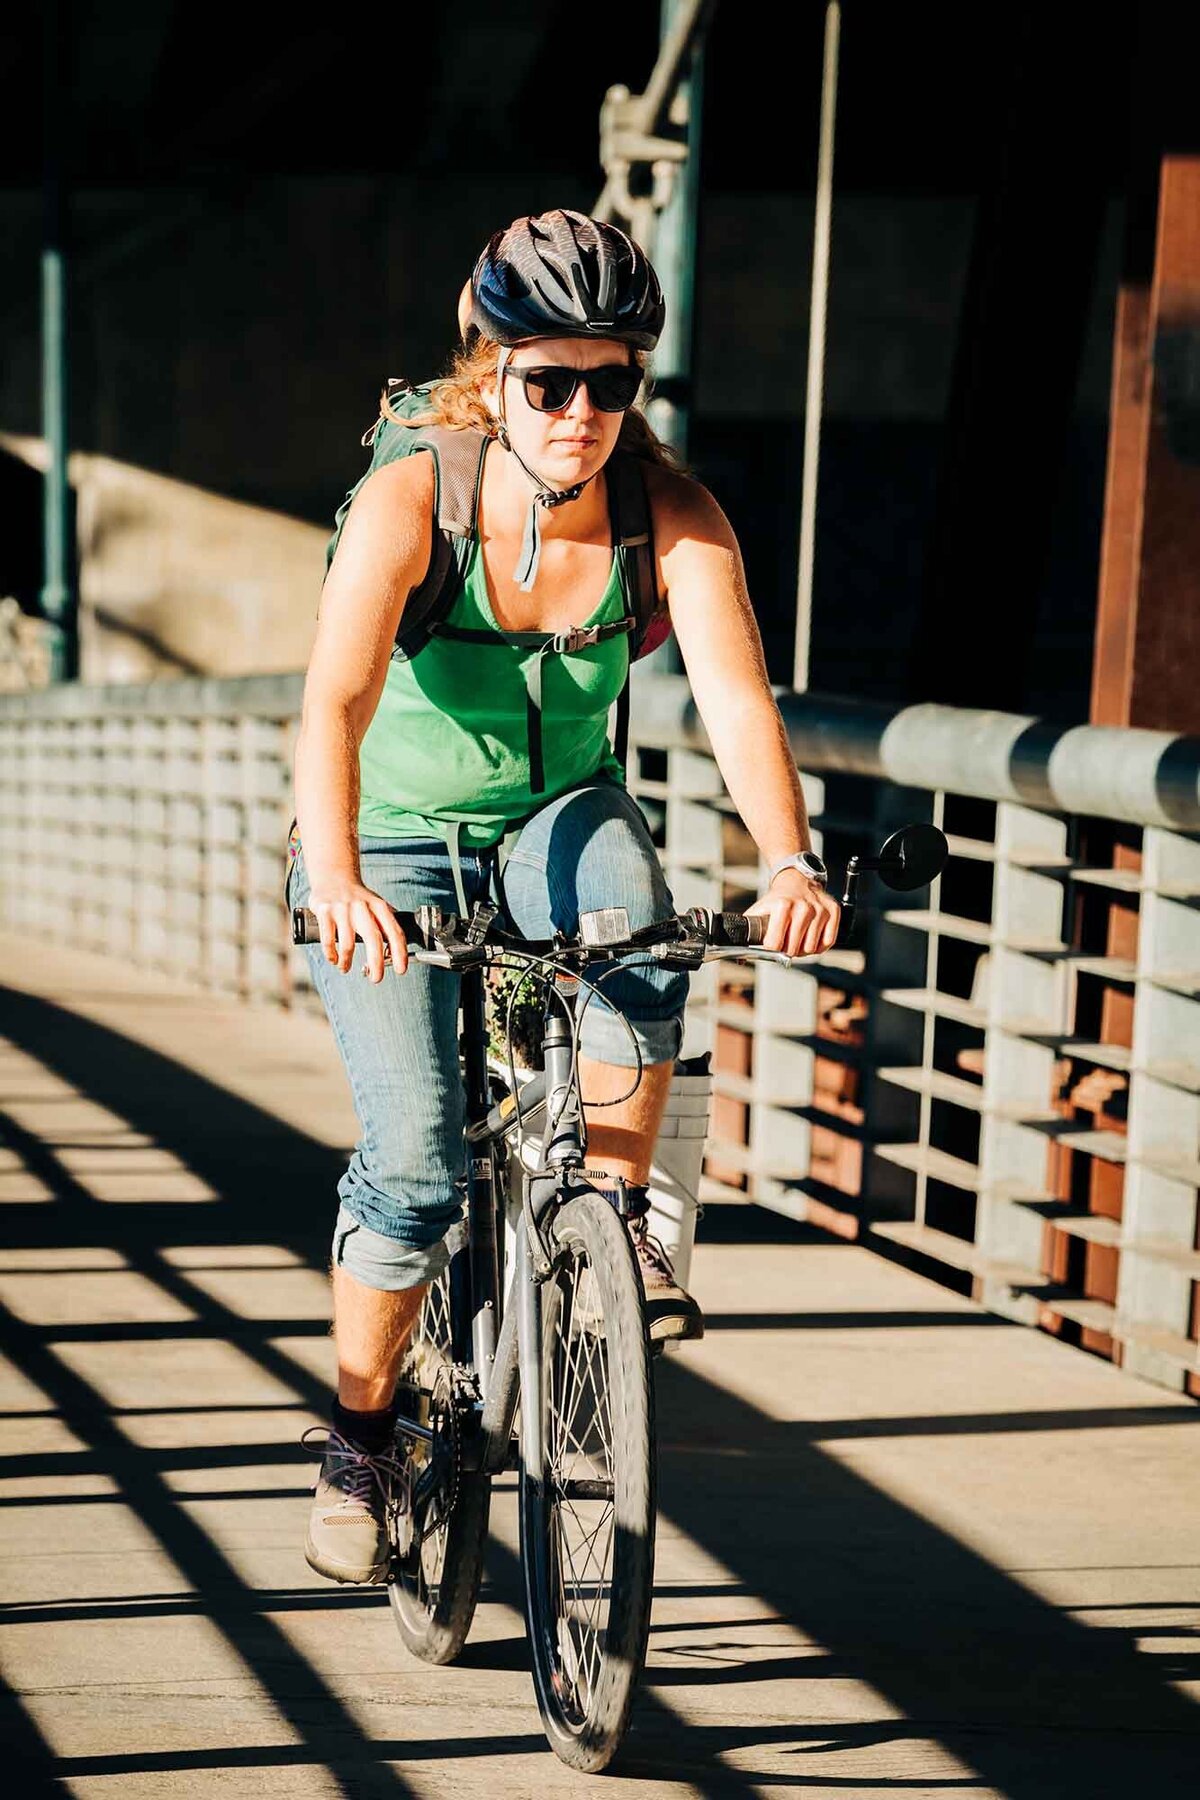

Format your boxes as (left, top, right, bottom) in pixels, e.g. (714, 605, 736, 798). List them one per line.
(508, 782, 671, 932)
(571, 794, 674, 934)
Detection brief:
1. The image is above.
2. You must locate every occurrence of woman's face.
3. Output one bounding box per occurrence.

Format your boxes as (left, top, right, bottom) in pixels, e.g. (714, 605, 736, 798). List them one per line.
(483, 336, 637, 488)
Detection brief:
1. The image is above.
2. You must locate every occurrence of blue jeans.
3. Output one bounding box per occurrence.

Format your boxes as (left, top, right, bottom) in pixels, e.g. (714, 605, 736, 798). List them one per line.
(287, 780, 689, 1291)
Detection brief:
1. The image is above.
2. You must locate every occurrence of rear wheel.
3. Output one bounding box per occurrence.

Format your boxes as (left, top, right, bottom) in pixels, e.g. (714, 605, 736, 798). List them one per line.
(388, 1261, 491, 1664)
(519, 1189, 655, 1772)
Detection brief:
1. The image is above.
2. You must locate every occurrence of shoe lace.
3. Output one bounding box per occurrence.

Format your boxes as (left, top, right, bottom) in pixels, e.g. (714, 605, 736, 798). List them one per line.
(629, 1214, 676, 1283)
(301, 1424, 409, 1512)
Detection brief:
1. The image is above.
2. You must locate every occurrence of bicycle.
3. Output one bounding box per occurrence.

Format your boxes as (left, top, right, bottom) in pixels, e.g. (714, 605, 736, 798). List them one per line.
(292, 820, 947, 1772)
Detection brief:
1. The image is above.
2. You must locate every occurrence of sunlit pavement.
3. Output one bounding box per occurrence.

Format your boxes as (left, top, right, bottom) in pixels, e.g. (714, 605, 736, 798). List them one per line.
(1, 942, 1197, 1799)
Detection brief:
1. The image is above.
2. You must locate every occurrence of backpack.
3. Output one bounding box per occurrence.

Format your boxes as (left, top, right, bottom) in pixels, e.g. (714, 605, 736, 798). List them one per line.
(325, 379, 671, 779)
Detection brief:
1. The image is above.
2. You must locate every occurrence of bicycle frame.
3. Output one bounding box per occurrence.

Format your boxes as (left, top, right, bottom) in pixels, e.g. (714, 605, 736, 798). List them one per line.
(394, 961, 588, 1485)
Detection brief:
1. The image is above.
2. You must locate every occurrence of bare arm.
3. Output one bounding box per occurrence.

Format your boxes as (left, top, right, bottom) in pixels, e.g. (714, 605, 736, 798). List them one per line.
(649, 467, 840, 957)
(294, 452, 435, 978)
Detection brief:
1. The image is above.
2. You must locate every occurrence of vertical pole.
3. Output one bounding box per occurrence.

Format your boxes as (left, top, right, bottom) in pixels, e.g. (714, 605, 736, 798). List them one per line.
(643, 0, 707, 677)
(793, 0, 840, 694)
(42, 0, 76, 682)
(645, 0, 706, 462)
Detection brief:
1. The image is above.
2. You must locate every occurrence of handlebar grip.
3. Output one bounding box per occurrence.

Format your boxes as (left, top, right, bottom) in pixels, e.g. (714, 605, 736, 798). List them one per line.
(710, 911, 767, 947)
(292, 907, 321, 946)
(291, 905, 421, 947)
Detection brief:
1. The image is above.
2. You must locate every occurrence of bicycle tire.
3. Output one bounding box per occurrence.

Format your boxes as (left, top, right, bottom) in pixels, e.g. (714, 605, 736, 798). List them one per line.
(519, 1188, 655, 1773)
(388, 1267, 491, 1664)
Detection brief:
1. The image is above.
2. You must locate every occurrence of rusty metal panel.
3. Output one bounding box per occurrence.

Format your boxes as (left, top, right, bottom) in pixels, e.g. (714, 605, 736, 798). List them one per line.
(1092, 286, 1153, 725)
(1094, 157, 1200, 732)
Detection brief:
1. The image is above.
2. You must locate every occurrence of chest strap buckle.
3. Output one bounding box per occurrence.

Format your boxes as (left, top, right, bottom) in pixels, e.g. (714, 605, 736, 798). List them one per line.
(550, 618, 635, 656)
(550, 624, 602, 655)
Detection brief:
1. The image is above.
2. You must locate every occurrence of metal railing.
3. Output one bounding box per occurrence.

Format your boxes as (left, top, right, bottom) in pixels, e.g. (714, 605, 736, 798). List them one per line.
(2, 669, 1197, 1394)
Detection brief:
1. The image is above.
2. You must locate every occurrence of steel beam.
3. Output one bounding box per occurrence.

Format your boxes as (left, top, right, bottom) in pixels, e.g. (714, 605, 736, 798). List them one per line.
(41, 0, 76, 682)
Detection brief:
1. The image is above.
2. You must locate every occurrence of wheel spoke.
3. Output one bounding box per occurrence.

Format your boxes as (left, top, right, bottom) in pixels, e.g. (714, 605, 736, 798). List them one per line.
(543, 1240, 623, 1725)
(554, 1282, 594, 1465)
(553, 1277, 612, 1483)
(395, 1268, 454, 1609)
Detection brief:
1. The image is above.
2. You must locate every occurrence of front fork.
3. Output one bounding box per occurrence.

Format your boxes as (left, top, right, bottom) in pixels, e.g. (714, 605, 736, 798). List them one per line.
(477, 970, 589, 1477)
(460, 965, 501, 1399)
(519, 969, 582, 1476)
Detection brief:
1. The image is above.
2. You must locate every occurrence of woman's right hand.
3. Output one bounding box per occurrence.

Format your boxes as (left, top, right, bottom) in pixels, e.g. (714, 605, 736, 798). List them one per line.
(307, 879, 409, 981)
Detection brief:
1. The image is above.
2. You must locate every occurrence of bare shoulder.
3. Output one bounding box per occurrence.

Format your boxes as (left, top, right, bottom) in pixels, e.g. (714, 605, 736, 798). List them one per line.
(327, 445, 437, 593)
(348, 445, 437, 525)
(640, 461, 742, 615)
(641, 460, 737, 556)
(637, 459, 752, 635)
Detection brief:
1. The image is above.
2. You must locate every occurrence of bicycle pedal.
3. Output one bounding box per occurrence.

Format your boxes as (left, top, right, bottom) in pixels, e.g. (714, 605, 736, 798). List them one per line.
(389, 1503, 414, 1560)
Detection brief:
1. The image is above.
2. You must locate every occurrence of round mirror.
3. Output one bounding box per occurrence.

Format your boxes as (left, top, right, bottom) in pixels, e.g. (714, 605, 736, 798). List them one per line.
(876, 823, 948, 892)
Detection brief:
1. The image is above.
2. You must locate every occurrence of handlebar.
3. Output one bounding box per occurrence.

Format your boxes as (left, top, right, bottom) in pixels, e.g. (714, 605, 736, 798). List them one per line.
(289, 823, 949, 973)
(290, 900, 777, 970)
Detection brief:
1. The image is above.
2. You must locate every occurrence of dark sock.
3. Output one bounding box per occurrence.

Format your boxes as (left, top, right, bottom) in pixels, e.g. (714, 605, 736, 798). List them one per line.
(591, 1176, 649, 1219)
(332, 1398, 396, 1454)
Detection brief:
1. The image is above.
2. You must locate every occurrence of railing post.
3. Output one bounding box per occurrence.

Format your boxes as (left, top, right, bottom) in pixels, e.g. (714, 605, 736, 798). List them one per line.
(1119, 825, 1200, 1389)
(975, 802, 1072, 1320)
(858, 782, 934, 1230)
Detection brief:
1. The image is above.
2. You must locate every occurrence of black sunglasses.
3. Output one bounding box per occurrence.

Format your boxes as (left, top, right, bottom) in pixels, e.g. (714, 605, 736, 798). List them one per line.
(503, 362, 642, 414)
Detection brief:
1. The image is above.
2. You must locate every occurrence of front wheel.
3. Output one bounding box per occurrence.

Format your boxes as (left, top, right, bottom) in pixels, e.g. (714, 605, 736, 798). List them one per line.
(519, 1189, 655, 1773)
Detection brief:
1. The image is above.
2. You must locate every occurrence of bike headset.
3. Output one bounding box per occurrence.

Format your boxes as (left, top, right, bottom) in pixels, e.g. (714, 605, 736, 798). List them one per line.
(468, 207, 666, 591)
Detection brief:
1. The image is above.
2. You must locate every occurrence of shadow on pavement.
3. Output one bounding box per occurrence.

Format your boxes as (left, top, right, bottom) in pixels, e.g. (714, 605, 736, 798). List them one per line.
(0, 982, 1198, 1797)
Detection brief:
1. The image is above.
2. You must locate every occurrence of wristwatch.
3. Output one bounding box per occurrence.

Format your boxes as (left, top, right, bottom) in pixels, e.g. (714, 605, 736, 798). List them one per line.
(768, 849, 828, 888)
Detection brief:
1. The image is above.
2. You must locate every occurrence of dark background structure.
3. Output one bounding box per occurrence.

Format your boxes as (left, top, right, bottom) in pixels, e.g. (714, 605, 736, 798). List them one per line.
(3, 1, 1198, 717)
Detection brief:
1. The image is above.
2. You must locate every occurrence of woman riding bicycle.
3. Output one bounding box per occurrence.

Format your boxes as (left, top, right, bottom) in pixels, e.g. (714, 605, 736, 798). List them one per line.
(290, 207, 840, 1585)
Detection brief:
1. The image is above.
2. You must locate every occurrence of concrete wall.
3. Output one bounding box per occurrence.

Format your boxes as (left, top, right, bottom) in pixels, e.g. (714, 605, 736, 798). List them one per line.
(1, 435, 324, 682)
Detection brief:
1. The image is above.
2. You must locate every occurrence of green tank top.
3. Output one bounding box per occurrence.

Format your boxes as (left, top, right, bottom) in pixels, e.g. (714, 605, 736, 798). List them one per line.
(357, 534, 629, 851)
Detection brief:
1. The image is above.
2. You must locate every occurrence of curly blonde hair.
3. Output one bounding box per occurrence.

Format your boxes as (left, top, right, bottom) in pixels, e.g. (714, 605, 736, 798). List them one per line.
(379, 336, 686, 471)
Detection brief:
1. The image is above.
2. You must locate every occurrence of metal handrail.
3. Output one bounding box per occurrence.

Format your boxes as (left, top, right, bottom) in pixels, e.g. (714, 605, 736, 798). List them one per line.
(4, 666, 1198, 830)
(3, 669, 1197, 1396)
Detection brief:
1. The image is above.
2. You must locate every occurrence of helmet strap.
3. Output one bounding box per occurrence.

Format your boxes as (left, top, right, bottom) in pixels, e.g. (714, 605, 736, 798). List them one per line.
(493, 344, 594, 591)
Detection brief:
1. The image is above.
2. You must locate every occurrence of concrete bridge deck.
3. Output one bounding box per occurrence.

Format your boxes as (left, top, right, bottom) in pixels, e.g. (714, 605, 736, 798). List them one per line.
(1, 943, 1197, 1798)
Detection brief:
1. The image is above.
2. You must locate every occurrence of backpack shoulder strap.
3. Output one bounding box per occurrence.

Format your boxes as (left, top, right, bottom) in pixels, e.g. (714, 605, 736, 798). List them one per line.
(392, 427, 490, 659)
(605, 452, 662, 653)
(423, 424, 488, 540)
(605, 452, 665, 773)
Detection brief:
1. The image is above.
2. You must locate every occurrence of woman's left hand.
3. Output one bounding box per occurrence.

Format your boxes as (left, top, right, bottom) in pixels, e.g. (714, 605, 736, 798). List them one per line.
(745, 870, 841, 959)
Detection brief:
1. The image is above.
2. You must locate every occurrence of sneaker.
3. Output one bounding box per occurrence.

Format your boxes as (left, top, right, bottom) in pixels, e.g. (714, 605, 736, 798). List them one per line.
(628, 1214, 705, 1346)
(301, 1424, 408, 1585)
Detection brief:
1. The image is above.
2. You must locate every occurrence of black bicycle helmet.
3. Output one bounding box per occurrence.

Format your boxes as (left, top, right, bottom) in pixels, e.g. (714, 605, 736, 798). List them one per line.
(470, 208, 665, 350)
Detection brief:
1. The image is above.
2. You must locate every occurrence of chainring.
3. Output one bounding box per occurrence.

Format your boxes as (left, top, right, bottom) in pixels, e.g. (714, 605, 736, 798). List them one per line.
(415, 1361, 463, 1546)
(391, 1351, 475, 1565)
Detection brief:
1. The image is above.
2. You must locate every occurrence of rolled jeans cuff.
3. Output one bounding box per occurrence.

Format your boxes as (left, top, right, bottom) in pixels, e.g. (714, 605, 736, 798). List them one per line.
(331, 1203, 452, 1292)
(577, 996, 684, 1067)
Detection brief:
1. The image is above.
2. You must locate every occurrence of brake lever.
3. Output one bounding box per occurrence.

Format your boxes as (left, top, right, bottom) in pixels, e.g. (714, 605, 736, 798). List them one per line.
(465, 900, 499, 947)
(412, 903, 490, 970)
(650, 925, 707, 971)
